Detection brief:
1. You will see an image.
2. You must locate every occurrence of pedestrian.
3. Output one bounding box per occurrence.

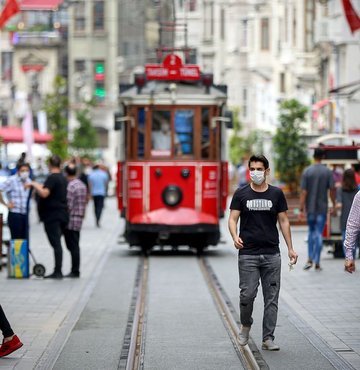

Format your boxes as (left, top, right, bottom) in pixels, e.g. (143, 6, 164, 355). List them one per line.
(237, 157, 250, 188)
(353, 163, 360, 188)
(336, 169, 359, 259)
(228, 154, 298, 351)
(88, 163, 109, 227)
(29, 155, 69, 279)
(0, 163, 31, 239)
(63, 164, 87, 278)
(344, 190, 360, 273)
(299, 148, 336, 271)
(0, 304, 23, 357)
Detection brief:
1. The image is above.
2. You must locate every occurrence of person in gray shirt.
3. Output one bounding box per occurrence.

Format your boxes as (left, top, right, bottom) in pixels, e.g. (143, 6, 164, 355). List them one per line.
(299, 148, 336, 270)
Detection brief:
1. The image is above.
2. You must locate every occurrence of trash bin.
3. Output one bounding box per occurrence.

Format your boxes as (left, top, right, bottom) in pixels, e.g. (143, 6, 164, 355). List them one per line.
(8, 239, 29, 278)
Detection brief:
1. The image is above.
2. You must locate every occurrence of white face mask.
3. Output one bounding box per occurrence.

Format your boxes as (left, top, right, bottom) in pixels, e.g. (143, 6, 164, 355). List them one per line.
(19, 171, 30, 181)
(250, 170, 265, 185)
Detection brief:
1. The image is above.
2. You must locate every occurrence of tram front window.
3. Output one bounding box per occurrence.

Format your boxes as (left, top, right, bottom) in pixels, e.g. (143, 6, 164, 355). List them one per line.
(175, 109, 194, 157)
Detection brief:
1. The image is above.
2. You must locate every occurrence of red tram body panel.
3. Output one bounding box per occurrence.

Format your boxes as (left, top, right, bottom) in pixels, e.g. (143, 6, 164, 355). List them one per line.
(115, 54, 232, 253)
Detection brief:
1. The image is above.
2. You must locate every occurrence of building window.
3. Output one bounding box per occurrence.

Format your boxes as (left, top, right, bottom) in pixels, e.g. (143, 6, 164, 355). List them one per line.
(280, 72, 286, 93)
(241, 19, 248, 48)
(204, 1, 214, 41)
(1, 52, 13, 81)
(93, 1, 105, 32)
(74, 1, 85, 32)
(220, 8, 225, 40)
(293, 4, 297, 47)
(188, 0, 197, 11)
(75, 60, 86, 72)
(242, 88, 248, 119)
(305, 0, 315, 51)
(260, 18, 269, 50)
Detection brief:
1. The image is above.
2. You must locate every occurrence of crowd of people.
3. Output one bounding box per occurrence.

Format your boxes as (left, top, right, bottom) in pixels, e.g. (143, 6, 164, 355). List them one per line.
(0, 152, 111, 280)
(0, 152, 111, 356)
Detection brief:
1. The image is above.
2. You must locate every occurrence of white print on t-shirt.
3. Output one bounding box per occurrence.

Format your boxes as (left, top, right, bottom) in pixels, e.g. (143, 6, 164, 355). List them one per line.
(246, 199, 273, 211)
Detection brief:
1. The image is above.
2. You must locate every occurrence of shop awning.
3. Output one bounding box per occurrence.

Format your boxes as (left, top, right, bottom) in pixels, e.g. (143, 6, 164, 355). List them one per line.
(19, 0, 64, 11)
(312, 98, 330, 111)
(0, 126, 52, 144)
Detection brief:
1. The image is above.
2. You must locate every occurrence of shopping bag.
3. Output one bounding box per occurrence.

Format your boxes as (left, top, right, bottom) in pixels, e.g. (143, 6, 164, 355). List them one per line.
(8, 239, 29, 278)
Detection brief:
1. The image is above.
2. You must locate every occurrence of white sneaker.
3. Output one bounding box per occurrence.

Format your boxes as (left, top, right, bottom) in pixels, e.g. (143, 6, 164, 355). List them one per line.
(262, 339, 280, 351)
(238, 325, 251, 346)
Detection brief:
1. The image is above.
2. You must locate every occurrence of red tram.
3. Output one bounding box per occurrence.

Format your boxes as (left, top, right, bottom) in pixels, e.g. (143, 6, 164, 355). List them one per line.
(114, 54, 232, 254)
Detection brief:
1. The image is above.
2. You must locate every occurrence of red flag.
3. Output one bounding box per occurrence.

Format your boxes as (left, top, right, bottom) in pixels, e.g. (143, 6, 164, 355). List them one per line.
(0, 0, 20, 29)
(342, 0, 360, 34)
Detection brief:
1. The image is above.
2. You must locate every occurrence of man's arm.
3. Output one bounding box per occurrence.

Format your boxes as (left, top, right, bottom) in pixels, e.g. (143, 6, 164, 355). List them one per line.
(344, 191, 360, 273)
(30, 181, 50, 198)
(228, 209, 243, 249)
(299, 189, 307, 214)
(278, 211, 298, 264)
(0, 192, 13, 209)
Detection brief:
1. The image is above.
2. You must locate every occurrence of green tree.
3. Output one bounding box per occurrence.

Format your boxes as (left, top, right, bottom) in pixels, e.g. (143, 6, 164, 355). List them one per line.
(71, 107, 98, 157)
(228, 108, 269, 165)
(228, 108, 246, 165)
(273, 99, 310, 194)
(42, 76, 69, 159)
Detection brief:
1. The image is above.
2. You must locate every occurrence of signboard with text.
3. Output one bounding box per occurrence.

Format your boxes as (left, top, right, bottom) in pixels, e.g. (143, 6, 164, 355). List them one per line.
(145, 54, 200, 81)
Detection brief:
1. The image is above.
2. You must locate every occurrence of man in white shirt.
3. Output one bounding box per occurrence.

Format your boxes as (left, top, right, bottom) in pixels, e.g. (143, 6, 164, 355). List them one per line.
(152, 121, 182, 154)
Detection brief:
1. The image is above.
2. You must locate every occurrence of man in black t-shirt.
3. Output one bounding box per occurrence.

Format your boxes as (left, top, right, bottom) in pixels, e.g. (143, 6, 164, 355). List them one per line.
(228, 154, 298, 351)
(29, 155, 69, 279)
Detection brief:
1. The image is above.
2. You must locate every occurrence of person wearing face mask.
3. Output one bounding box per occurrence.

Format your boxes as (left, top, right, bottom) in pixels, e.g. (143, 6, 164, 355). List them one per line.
(0, 163, 32, 239)
(228, 154, 298, 351)
(152, 119, 182, 155)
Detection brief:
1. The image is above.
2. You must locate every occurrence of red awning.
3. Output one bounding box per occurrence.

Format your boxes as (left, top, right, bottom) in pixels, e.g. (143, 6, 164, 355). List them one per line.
(312, 98, 330, 111)
(19, 0, 64, 11)
(0, 126, 52, 144)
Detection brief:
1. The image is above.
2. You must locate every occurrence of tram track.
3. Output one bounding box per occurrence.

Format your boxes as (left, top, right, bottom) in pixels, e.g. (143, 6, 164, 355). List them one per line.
(119, 254, 268, 370)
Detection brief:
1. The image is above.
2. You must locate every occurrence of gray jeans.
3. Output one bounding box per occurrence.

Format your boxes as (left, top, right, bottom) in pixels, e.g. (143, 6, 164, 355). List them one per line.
(238, 253, 281, 341)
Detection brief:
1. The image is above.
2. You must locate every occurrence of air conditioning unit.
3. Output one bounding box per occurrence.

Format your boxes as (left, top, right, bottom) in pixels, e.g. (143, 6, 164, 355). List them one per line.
(314, 19, 331, 43)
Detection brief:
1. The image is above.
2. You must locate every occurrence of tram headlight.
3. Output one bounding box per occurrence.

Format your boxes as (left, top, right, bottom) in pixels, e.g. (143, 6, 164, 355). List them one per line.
(162, 185, 182, 207)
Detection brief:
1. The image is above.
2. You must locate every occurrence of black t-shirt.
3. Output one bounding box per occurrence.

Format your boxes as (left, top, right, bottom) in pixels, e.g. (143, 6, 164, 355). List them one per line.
(230, 184, 288, 255)
(38, 173, 69, 223)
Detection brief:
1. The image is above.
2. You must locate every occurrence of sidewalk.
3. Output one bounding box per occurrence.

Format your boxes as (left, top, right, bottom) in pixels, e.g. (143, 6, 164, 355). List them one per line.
(0, 197, 123, 370)
(280, 227, 360, 369)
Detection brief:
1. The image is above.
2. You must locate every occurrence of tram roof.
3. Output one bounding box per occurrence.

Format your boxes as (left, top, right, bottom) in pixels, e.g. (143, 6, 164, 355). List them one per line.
(119, 81, 227, 106)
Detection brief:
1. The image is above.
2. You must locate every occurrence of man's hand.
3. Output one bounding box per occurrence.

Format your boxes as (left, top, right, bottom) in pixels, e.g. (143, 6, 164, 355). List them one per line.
(344, 259, 355, 273)
(233, 236, 244, 249)
(288, 249, 298, 265)
(24, 182, 33, 190)
(7, 201, 14, 210)
(298, 209, 305, 221)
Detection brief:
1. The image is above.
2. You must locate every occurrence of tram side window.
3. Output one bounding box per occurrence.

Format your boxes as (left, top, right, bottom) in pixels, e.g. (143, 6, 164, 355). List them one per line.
(152, 110, 172, 157)
(137, 108, 145, 158)
(175, 110, 194, 157)
(201, 108, 210, 159)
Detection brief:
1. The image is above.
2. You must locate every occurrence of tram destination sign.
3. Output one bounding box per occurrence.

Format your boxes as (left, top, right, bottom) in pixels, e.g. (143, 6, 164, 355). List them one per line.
(145, 54, 200, 81)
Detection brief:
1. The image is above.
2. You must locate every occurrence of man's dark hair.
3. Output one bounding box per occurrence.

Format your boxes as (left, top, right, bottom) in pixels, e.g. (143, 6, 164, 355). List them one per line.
(314, 148, 325, 160)
(64, 164, 77, 176)
(17, 162, 30, 171)
(353, 163, 360, 173)
(48, 155, 62, 168)
(248, 154, 269, 169)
